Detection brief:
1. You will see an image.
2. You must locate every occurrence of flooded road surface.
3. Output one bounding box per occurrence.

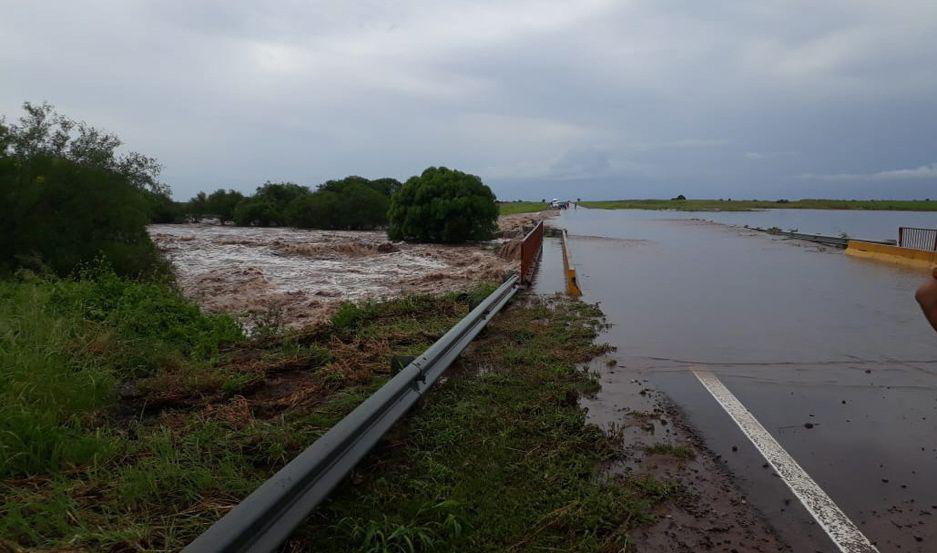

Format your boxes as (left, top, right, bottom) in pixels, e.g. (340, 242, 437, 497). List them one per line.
(550, 208, 937, 552)
(149, 224, 513, 330)
(676, 208, 936, 243)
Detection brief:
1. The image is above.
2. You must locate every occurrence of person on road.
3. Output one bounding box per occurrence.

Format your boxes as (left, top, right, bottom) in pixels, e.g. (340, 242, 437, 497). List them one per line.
(916, 267, 937, 333)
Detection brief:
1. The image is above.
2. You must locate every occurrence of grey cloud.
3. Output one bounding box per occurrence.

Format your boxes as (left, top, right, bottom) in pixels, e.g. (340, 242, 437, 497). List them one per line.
(799, 163, 937, 181)
(2, 1, 936, 200)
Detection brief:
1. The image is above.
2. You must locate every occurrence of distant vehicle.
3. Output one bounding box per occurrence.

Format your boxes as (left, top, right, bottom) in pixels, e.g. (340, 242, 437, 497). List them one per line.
(550, 199, 571, 210)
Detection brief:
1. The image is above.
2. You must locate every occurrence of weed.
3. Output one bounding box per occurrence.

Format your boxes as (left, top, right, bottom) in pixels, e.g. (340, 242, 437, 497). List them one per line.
(644, 443, 696, 460)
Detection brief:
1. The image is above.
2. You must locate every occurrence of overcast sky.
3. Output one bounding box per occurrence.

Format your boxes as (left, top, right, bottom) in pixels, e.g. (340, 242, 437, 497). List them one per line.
(2, 0, 936, 200)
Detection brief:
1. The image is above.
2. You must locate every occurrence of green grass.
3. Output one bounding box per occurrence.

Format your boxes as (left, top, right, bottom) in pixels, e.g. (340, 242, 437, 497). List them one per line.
(581, 198, 937, 212)
(0, 273, 487, 551)
(1, 273, 674, 551)
(296, 296, 675, 552)
(498, 201, 551, 216)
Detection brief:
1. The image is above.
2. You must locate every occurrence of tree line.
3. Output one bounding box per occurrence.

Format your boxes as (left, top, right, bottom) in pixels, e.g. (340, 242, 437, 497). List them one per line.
(178, 175, 401, 230)
(1, 102, 499, 279)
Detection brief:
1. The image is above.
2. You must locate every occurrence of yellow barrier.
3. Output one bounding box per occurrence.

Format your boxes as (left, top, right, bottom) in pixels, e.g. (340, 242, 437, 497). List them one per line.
(560, 230, 583, 297)
(845, 240, 937, 269)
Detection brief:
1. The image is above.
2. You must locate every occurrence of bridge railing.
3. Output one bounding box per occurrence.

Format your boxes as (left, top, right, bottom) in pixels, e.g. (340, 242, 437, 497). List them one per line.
(898, 227, 937, 252)
(520, 220, 544, 285)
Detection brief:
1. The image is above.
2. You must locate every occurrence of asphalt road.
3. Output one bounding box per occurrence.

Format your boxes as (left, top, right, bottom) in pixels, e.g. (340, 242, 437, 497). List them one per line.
(537, 208, 937, 552)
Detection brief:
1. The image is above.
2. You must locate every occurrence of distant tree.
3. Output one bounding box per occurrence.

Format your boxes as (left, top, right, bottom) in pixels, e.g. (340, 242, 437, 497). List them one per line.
(142, 190, 185, 223)
(206, 189, 244, 224)
(231, 182, 310, 227)
(287, 183, 388, 230)
(188, 192, 208, 222)
(319, 175, 402, 198)
(286, 191, 341, 229)
(387, 167, 497, 243)
(367, 177, 402, 197)
(232, 198, 280, 227)
(671, 194, 687, 201)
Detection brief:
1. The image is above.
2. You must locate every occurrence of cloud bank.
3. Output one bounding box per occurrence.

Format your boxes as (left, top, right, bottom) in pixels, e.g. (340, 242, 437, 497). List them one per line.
(1, 1, 935, 200)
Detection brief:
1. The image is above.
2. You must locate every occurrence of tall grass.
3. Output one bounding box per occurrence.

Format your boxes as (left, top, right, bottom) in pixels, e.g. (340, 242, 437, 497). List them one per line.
(0, 270, 242, 478)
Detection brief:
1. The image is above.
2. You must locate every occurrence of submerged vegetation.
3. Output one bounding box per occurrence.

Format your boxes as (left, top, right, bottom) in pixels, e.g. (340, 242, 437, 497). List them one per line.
(581, 198, 937, 212)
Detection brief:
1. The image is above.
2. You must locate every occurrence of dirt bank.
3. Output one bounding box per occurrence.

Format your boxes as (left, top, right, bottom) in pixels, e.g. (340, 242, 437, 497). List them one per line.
(497, 209, 558, 235)
(148, 224, 514, 330)
(582, 353, 789, 552)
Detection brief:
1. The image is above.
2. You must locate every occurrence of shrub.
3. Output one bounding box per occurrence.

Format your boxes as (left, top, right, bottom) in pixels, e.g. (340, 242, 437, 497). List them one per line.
(387, 167, 497, 243)
(0, 155, 165, 277)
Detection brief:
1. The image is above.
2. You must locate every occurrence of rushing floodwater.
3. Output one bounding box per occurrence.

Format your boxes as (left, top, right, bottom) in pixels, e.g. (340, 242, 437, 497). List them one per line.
(540, 207, 937, 552)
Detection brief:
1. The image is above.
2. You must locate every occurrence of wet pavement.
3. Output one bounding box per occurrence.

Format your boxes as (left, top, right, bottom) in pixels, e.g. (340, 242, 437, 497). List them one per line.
(537, 208, 937, 552)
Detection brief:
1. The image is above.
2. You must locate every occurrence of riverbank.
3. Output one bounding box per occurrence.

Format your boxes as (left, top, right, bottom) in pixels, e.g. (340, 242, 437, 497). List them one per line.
(582, 199, 937, 212)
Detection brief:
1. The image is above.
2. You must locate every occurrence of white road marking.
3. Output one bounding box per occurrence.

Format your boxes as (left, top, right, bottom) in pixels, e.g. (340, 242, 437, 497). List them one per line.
(691, 367, 879, 553)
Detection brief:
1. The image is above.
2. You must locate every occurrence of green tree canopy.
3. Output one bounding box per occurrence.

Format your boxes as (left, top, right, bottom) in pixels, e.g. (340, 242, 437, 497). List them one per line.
(205, 189, 244, 224)
(0, 155, 163, 277)
(387, 167, 498, 243)
(0, 101, 166, 195)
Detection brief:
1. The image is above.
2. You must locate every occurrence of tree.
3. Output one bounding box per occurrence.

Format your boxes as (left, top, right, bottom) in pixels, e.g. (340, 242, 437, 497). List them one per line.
(318, 175, 402, 198)
(287, 183, 389, 230)
(233, 198, 280, 227)
(188, 192, 208, 222)
(142, 190, 185, 223)
(387, 167, 498, 243)
(206, 189, 244, 224)
(0, 102, 166, 195)
(0, 155, 163, 277)
(230, 182, 310, 226)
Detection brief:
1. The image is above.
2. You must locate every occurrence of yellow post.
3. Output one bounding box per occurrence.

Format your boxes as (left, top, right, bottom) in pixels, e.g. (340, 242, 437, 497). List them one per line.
(561, 230, 583, 297)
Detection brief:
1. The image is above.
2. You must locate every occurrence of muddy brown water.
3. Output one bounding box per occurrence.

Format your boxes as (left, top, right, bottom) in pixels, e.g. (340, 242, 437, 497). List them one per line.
(535, 208, 937, 552)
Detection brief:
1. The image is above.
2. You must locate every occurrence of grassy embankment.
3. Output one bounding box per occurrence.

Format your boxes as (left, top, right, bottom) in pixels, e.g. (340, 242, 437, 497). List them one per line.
(498, 201, 550, 216)
(1, 272, 675, 551)
(581, 199, 937, 212)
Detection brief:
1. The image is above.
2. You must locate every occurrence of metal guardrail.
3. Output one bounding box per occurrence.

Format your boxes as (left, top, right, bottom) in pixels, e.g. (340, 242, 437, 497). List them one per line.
(185, 275, 521, 553)
(520, 221, 544, 285)
(750, 227, 896, 249)
(899, 227, 937, 251)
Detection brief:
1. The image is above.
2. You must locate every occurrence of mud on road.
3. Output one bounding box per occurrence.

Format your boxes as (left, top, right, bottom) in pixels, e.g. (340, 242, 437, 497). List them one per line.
(148, 224, 514, 330)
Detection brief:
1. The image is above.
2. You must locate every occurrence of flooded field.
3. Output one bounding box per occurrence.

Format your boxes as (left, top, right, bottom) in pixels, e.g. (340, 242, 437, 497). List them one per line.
(149, 224, 514, 329)
(540, 208, 937, 552)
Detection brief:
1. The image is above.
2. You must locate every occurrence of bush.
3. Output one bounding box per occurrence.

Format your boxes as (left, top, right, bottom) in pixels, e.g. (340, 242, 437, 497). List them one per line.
(0, 155, 165, 277)
(387, 167, 497, 243)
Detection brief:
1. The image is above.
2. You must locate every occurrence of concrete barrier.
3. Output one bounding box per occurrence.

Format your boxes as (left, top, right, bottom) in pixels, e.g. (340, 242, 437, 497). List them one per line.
(845, 240, 937, 269)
